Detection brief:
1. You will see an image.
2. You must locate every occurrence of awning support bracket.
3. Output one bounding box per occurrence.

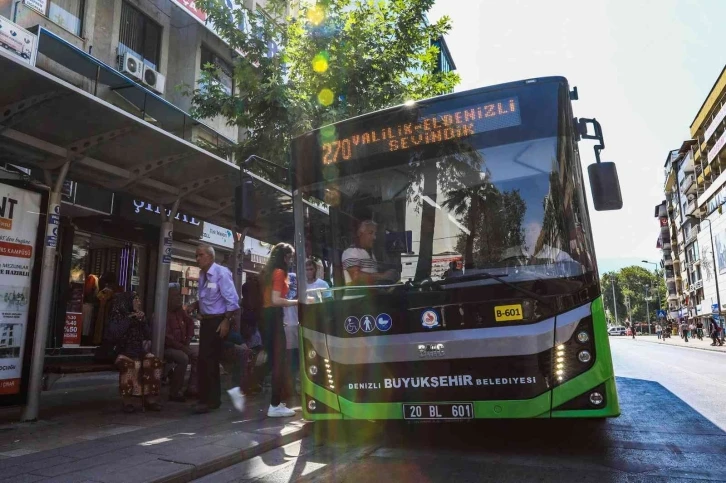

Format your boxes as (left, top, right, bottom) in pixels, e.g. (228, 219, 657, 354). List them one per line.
(112, 152, 195, 190)
(0, 91, 69, 132)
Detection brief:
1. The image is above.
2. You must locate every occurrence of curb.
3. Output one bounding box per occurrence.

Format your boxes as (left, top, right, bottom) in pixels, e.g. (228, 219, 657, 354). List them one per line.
(629, 336, 726, 354)
(153, 420, 312, 483)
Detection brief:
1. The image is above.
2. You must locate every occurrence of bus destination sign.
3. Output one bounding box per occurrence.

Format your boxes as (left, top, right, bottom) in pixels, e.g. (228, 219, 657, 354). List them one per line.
(321, 96, 521, 165)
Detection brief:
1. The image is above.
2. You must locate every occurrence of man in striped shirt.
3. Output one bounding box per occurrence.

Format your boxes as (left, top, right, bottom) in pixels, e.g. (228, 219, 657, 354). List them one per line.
(342, 220, 398, 285)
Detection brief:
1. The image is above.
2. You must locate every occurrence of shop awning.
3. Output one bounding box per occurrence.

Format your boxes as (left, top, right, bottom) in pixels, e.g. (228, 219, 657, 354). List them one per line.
(0, 33, 328, 244)
(0, 50, 244, 231)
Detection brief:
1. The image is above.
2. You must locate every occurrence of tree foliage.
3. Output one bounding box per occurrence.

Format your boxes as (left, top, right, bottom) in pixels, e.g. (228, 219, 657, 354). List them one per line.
(188, 0, 460, 165)
(601, 266, 667, 325)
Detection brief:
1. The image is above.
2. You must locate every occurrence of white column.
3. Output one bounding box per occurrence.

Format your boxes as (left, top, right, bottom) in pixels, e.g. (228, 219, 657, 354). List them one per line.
(22, 160, 71, 421)
(151, 200, 179, 358)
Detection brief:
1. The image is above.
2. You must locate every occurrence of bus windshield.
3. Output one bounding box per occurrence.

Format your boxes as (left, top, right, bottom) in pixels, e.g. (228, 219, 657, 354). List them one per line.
(292, 78, 596, 297)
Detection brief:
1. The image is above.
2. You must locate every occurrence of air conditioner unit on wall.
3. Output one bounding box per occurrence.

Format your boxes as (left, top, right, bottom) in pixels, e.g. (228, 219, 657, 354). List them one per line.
(142, 65, 166, 94)
(119, 52, 143, 80)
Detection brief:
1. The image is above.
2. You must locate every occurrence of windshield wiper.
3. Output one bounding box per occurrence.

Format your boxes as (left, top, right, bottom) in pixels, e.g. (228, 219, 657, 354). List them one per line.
(434, 272, 553, 307)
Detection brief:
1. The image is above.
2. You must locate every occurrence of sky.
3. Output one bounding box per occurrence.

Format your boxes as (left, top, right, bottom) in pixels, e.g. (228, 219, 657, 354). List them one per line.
(428, 0, 726, 275)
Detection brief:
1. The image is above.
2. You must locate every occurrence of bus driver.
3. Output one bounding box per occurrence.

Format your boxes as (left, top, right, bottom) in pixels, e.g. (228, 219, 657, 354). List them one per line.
(342, 220, 398, 286)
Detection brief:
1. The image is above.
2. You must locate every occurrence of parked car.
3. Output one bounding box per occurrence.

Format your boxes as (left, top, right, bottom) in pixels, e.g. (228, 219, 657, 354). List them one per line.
(608, 326, 627, 336)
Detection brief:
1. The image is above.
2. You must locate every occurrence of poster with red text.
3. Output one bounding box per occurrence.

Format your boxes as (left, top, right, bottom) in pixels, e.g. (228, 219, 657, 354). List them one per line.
(0, 185, 41, 395)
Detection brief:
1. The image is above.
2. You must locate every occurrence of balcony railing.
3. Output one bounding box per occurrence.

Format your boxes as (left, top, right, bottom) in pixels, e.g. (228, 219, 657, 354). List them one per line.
(685, 225, 700, 244)
(685, 200, 697, 217)
(680, 174, 696, 193)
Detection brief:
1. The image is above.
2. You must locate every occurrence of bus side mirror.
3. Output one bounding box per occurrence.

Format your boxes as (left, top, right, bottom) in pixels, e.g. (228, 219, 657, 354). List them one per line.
(234, 178, 257, 228)
(588, 162, 623, 211)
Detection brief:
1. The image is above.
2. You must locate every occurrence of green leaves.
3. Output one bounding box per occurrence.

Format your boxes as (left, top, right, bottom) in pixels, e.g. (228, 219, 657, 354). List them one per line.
(188, 0, 460, 166)
(601, 266, 667, 324)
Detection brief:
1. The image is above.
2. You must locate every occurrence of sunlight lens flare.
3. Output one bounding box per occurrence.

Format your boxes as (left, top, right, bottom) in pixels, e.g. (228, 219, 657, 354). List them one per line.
(318, 88, 334, 106)
(306, 5, 325, 26)
(312, 52, 329, 73)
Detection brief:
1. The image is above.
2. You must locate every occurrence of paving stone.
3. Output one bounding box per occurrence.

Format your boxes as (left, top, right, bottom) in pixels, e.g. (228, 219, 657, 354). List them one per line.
(0, 473, 47, 483)
(213, 430, 276, 450)
(80, 458, 191, 483)
(30, 446, 158, 478)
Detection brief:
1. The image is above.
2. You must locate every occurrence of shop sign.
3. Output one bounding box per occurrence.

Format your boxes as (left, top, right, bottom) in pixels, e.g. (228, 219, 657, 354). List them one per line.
(708, 129, 726, 164)
(132, 200, 201, 226)
(0, 15, 37, 66)
(201, 222, 234, 249)
(22, 0, 47, 14)
(119, 198, 203, 239)
(62, 312, 82, 346)
(0, 184, 41, 396)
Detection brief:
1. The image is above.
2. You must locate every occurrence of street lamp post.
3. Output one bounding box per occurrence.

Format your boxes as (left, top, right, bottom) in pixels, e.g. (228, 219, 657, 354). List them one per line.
(643, 284, 652, 334)
(687, 215, 722, 339)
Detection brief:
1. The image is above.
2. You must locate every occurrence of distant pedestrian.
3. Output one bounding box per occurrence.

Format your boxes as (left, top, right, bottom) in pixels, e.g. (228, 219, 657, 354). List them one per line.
(681, 321, 689, 342)
(189, 245, 239, 414)
(656, 324, 662, 340)
(711, 321, 723, 346)
(696, 320, 704, 340)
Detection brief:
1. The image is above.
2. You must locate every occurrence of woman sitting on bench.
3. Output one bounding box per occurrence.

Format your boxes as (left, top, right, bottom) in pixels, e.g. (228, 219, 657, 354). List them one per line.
(107, 292, 163, 413)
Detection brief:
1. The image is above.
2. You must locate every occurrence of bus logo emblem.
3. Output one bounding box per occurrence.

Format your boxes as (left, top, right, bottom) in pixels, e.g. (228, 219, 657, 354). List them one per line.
(421, 309, 440, 329)
(418, 343, 445, 358)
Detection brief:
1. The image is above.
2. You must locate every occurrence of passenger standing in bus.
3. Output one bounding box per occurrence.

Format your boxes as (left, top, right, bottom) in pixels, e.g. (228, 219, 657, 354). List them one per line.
(189, 245, 239, 414)
(260, 243, 298, 418)
(342, 220, 398, 285)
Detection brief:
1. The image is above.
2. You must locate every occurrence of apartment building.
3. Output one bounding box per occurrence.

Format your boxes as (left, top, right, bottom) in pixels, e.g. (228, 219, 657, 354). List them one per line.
(0, 0, 282, 353)
(657, 65, 726, 328)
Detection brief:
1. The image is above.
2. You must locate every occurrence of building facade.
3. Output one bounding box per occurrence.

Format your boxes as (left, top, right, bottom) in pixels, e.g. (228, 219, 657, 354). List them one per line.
(0, 0, 276, 351)
(657, 65, 726, 329)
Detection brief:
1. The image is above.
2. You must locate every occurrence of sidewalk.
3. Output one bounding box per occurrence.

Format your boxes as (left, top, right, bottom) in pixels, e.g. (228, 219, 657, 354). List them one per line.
(0, 374, 309, 483)
(627, 333, 726, 353)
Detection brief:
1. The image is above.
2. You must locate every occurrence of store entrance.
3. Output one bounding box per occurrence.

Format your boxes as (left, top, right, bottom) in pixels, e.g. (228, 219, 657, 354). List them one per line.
(66, 232, 148, 347)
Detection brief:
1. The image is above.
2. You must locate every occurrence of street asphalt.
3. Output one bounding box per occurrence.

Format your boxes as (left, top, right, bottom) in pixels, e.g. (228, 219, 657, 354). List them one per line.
(203, 336, 726, 482)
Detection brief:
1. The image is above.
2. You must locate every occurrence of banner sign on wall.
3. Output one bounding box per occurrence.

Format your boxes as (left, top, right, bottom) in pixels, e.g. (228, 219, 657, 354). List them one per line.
(0, 185, 41, 396)
(22, 0, 47, 15)
(0, 14, 38, 66)
(201, 222, 234, 249)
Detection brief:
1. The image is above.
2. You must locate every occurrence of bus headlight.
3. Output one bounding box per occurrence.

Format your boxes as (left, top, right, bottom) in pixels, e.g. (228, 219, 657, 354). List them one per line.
(309, 365, 318, 376)
(576, 331, 590, 343)
(308, 399, 317, 411)
(308, 349, 317, 359)
(577, 350, 592, 363)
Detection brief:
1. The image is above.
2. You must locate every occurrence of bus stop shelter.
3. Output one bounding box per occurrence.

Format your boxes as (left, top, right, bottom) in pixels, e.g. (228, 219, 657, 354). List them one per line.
(0, 45, 247, 420)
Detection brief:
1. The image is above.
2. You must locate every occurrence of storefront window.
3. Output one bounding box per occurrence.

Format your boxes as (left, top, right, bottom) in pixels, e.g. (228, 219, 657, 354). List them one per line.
(65, 232, 147, 346)
(48, 0, 85, 36)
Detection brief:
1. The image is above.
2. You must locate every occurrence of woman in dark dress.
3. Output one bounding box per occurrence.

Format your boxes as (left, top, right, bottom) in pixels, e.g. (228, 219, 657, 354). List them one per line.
(106, 292, 163, 413)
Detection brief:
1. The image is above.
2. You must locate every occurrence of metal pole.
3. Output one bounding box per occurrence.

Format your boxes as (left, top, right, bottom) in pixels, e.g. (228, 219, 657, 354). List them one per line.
(22, 159, 71, 421)
(645, 286, 651, 335)
(151, 199, 180, 358)
(706, 219, 723, 341)
(232, 229, 248, 294)
(611, 278, 619, 325)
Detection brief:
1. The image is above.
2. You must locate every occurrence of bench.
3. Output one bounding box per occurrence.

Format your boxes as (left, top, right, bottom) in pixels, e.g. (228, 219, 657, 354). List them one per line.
(42, 361, 117, 390)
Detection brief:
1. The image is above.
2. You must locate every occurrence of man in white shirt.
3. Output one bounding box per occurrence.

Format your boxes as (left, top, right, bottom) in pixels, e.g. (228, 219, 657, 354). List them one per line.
(342, 220, 398, 285)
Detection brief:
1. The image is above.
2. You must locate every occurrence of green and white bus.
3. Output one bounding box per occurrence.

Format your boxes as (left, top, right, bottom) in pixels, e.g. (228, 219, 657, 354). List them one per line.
(265, 77, 622, 421)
